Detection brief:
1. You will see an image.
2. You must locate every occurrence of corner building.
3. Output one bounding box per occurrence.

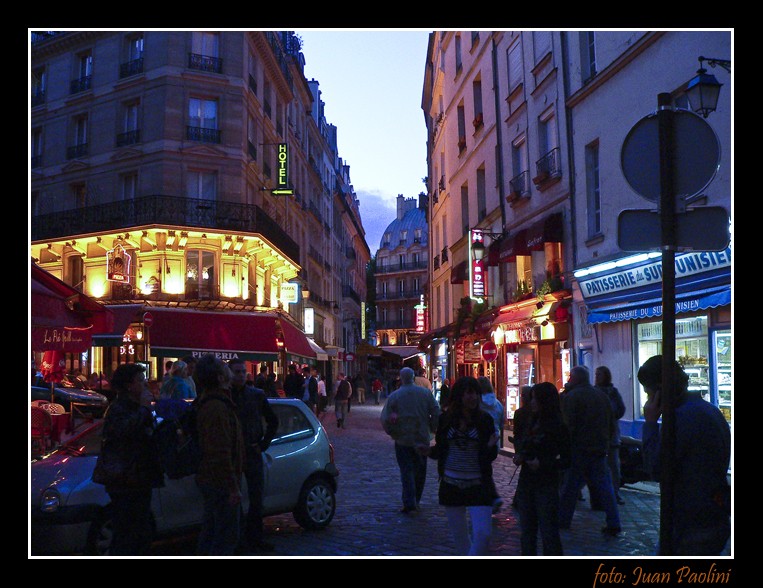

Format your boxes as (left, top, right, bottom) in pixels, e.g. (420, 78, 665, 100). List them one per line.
(30, 31, 369, 387)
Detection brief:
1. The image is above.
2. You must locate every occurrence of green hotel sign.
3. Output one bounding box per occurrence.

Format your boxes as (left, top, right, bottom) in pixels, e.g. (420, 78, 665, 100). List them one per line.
(275, 142, 293, 195)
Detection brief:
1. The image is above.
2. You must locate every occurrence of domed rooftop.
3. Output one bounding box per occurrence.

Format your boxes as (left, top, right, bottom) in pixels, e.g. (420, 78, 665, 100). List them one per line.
(378, 195, 428, 252)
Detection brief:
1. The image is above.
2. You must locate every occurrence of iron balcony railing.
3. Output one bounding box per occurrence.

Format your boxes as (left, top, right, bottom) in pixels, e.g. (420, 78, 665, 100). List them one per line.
(187, 126, 221, 144)
(376, 320, 414, 330)
(376, 261, 428, 274)
(66, 143, 88, 159)
(508, 170, 531, 200)
(188, 53, 222, 74)
(376, 290, 422, 301)
(70, 75, 92, 94)
(31, 194, 300, 263)
(342, 285, 360, 304)
(116, 130, 140, 147)
(535, 147, 562, 179)
(120, 57, 144, 79)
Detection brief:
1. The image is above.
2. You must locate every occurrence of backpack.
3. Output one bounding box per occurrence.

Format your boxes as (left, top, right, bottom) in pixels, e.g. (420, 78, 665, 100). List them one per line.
(155, 396, 209, 479)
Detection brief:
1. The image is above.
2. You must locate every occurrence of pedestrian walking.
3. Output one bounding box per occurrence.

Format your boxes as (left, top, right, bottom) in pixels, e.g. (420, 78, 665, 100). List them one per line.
(638, 355, 731, 555)
(594, 366, 626, 505)
(194, 354, 245, 556)
(354, 373, 367, 404)
(371, 376, 383, 405)
(159, 360, 195, 400)
(420, 376, 497, 555)
(510, 385, 533, 508)
(180, 355, 198, 397)
(302, 366, 318, 415)
(513, 382, 571, 555)
(558, 366, 622, 536)
(316, 371, 328, 414)
(380, 367, 440, 513)
(229, 358, 279, 553)
(92, 363, 164, 555)
(334, 372, 352, 428)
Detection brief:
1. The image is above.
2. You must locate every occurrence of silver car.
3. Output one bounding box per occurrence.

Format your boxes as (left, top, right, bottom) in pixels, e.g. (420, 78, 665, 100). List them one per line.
(31, 398, 339, 555)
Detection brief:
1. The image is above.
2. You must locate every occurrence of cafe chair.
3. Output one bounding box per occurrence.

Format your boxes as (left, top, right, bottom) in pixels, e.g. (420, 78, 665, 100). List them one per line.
(30, 400, 49, 408)
(31, 406, 53, 455)
(45, 403, 67, 414)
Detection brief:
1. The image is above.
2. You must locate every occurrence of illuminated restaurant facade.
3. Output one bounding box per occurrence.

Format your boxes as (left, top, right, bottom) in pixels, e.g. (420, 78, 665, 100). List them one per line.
(31, 31, 370, 383)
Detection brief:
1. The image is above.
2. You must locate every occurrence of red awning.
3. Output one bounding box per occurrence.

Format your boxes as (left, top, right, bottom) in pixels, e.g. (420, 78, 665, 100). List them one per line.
(277, 317, 318, 363)
(492, 302, 543, 330)
(450, 260, 468, 284)
(146, 308, 315, 363)
(92, 304, 145, 347)
(498, 230, 531, 263)
(525, 212, 564, 251)
(31, 263, 112, 353)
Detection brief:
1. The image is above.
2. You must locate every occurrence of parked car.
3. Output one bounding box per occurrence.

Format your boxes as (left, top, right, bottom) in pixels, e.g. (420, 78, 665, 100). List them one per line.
(31, 385, 109, 417)
(30, 398, 338, 555)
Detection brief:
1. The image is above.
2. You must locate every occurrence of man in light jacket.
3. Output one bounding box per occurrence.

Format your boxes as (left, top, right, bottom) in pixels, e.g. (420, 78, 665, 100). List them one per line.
(380, 367, 440, 513)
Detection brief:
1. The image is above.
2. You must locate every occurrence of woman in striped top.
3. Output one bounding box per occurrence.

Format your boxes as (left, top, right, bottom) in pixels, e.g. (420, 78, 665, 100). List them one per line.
(420, 375, 499, 555)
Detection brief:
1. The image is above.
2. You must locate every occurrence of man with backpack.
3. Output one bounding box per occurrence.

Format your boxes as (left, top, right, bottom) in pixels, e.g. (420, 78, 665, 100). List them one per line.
(229, 358, 279, 553)
(334, 372, 352, 428)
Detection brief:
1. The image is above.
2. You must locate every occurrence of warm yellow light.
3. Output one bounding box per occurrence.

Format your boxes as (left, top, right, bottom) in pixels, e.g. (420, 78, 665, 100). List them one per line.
(492, 326, 504, 345)
(90, 280, 107, 298)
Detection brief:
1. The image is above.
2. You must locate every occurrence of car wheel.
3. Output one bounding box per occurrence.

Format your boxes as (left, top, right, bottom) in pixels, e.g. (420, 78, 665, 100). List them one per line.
(293, 476, 336, 530)
(85, 506, 114, 556)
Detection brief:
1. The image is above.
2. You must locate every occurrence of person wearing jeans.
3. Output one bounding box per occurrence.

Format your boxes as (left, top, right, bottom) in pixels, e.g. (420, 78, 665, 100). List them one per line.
(421, 376, 498, 555)
(380, 367, 439, 513)
(558, 366, 621, 535)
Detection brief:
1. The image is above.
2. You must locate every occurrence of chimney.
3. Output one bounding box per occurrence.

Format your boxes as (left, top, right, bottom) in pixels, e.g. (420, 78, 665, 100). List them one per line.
(396, 194, 405, 220)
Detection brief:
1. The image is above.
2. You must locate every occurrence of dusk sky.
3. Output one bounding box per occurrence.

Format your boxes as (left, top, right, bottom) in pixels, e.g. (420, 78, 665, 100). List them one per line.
(296, 30, 431, 257)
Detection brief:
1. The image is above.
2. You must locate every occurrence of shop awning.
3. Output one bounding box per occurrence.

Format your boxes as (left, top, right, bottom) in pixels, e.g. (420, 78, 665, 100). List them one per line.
(31, 263, 112, 353)
(278, 317, 318, 364)
(525, 212, 563, 250)
(92, 304, 145, 347)
(492, 301, 550, 330)
(379, 345, 422, 361)
(307, 338, 329, 361)
(498, 230, 530, 263)
(146, 308, 314, 362)
(450, 260, 468, 284)
(587, 285, 731, 324)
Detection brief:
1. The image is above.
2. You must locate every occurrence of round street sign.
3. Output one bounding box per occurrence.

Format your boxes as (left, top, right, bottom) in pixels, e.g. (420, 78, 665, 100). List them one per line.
(481, 340, 498, 363)
(143, 311, 154, 328)
(345, 353, 355, 362)
(621, 109, 721, 203)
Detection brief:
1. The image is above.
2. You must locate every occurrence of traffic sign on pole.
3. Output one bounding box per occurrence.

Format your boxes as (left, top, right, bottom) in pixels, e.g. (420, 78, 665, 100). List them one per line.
(481, 341, 498, 363)
(618, 207, 730, 252)
(143, 311, 154, 328)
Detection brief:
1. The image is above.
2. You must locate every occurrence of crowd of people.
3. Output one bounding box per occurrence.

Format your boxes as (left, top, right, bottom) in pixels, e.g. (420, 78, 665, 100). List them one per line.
(84, 353, 729, 557)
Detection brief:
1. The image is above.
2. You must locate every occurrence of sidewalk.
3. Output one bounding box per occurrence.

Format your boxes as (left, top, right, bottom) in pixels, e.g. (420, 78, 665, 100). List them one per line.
(253, 403, 733, 557)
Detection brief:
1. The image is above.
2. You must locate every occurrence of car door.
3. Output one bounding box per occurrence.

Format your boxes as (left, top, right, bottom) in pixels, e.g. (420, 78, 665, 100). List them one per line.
(262, 403, 320, 514)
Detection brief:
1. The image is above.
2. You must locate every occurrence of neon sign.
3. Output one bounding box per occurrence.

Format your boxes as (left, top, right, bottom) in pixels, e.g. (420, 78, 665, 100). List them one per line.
(273, 143, 294, 195)
(107, 243, 131, 283)
(469, 230, 487, 301)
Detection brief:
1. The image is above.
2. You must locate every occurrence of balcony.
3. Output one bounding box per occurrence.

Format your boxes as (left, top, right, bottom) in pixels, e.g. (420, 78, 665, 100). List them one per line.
(69, 75, 92, 94)
(438, 175, 446, 193)
(433, 254, 440, 270)
(472, 112, 484, 130)
(248, 140, 257, 161)
(441, 247, 449, 262)
(342, 285, 360, 304)
(506, 171, 531, 203)
(66, 143, 88, 159)
(376, 290, 422, 301)
(116, 129, 140, 147)
(376, 320, 414, 330)
(119, 57, 144, 79)
(188, 53, 222, 74)
(31, 194, 300, 264)
(375, 261, 428, 274)
(187, 126, 221, 144)
(532, 147, 563, 190)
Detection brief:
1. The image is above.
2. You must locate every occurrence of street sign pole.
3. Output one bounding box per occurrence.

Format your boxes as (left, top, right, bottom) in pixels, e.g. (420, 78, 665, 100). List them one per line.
(657, 93, 677, 556)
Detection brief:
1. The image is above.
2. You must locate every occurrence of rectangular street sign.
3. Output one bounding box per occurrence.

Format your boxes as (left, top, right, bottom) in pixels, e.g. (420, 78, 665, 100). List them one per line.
(618, 206, 730, 252)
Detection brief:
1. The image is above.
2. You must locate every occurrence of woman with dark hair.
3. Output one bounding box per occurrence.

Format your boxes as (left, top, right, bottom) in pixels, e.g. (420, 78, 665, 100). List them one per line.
(513, 381, 571, 555)
(421, 375, 498, 555)
(92, 363, 163, 555)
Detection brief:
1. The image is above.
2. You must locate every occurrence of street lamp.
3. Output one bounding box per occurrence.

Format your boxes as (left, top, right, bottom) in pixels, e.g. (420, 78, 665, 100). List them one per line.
(655, 57, 728, 556)
(685, 56, 731, 118)
(470, 230, 503, 261)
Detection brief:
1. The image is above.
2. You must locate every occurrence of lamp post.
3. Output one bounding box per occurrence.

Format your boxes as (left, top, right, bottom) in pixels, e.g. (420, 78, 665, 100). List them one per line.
(655, 57, 729, 556)
(470, 229, 504, 304)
